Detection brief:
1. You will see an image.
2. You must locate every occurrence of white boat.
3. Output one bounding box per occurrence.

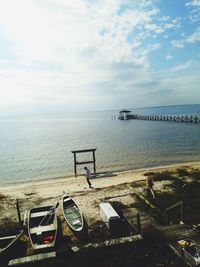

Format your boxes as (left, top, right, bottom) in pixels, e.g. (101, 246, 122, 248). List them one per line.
(28, 205, 58, 250)
(0, 230, 23, 255)
(63, 192, 84, 232)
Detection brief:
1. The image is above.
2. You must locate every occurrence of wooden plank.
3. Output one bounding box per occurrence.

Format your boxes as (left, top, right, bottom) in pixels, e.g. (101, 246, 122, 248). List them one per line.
(8, 252, 56, 266)
(76, 161, 95, 165)
(83, 234, 142, 250)
(30, 211, 49, 218)
(29, 224, 56, 234)
(166, 201, 183, 211)
(71, 148, 97, 153)
(0, 235, 16, 240)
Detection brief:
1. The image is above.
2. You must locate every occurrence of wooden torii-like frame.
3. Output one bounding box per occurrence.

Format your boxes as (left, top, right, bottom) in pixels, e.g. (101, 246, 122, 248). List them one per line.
(71, 148, 97, 176)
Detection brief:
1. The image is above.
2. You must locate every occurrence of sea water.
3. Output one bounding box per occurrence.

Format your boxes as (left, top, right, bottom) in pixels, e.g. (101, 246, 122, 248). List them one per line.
(0, 104, 200, 186)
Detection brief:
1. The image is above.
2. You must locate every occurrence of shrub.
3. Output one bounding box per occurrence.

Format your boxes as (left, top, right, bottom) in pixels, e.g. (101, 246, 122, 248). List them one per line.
(153, 171, 175, 182)
(190, 169, 200, 181)
(176, 168, 190, 177)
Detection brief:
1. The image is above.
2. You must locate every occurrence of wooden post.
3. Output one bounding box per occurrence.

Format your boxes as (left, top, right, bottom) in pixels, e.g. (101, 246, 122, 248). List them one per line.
(71, 149, 97, 176)
(137, 213, 141, 234)
(180, 200, 184, 223)
(16, 199, 22, 227)
(188, 184, 193, 227)
(93, 150, 96, 174)
(74, 152, 77, 176)
(166, 211, 170, 225)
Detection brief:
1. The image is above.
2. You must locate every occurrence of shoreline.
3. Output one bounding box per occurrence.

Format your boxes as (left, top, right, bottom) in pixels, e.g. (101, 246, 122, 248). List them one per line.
(1, 160, 200, 195)
(0, 160, 199, 234)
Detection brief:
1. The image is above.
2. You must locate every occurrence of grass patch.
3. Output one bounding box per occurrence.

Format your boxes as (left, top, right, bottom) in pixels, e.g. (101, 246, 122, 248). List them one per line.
(167, 179, 185, 191)
(176, 168, 190, 177)
(153, 171, 176, 182)
(155, 191, 184, 210)
(190, 169, 200, 181)
(0, 193, 7, 200)
(185, 181, 200, 224)
(131, 195, 166, 225)
(89, 220, 110, 243)
(144, 172, 156, 176)
(131, 197, 152, 213)
(130, 181, 145, 188)
(129, 167, 200, 226)
(0, 218, 19, 235)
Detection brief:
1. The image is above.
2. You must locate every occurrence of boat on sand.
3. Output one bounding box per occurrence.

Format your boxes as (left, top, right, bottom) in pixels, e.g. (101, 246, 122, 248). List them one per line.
(62, 191, 84, 232)
(0, 230, 23, 255)
(28, 205, 58, 250)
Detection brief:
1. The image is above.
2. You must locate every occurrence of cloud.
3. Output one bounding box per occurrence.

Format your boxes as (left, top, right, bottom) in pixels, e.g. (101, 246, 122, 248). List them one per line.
(171, 26, 200, 48)
(185, 0, 200, 22)
(0, 0, 166, 110)
(170, 60, 195, 71)
(187, 26, 200, 42)
(166, 54, 173, 60)
(0, 0, 198, 114)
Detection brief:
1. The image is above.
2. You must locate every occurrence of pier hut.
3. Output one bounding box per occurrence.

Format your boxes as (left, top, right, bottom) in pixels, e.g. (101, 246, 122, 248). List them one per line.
(118, 109, 131, 120)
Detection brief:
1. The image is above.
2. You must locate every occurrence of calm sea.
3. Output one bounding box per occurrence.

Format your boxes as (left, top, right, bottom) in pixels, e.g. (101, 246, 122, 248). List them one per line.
(0, 104, 200, 186)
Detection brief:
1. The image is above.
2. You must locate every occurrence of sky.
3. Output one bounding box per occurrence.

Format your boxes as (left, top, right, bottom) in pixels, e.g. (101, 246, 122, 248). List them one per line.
(0, 0, 200, 115)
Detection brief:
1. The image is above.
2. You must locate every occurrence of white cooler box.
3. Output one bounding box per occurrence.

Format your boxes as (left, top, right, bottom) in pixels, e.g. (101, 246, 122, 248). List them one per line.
(99, 203, 121, 230)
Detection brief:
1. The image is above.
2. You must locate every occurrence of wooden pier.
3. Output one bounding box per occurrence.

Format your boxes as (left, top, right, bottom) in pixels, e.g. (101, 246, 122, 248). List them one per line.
(118, 110, 200, 123)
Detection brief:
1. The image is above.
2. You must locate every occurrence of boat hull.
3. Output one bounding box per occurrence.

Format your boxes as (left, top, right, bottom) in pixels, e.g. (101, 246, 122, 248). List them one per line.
(28, 205, 58, 250)
(63, 193, 84, 232)
(0, 230, 23, 259)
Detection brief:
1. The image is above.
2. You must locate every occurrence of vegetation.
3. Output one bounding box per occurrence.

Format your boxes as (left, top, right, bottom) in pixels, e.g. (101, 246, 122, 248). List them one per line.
(190, 168, 200, 181)
(135, 167, 200, 225)
(0, 218, 19, 235)
(151, 171, 176, 181)
(0, 192, 7, 200)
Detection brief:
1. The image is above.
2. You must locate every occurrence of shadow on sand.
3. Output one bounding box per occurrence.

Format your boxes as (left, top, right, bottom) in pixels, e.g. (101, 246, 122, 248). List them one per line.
(92, 172, 117, 179)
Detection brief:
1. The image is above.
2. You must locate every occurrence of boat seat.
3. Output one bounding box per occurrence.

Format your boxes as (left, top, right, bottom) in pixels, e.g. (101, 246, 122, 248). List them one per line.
(0, 235, 16, 240)
(63, 198, 71, 202)
(30, 225, 56, 234)
(72, 219, 81, 225)
(30, 211, 49, 218)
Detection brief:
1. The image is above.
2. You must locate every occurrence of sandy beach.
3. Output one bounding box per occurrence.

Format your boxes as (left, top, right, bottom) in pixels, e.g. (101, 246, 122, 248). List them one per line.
(0, 161, 200, 233)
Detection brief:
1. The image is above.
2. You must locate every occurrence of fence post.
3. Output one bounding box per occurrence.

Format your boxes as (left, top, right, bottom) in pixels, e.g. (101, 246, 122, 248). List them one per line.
(16, 199, 23, 227)
(137, 212, 141, 234)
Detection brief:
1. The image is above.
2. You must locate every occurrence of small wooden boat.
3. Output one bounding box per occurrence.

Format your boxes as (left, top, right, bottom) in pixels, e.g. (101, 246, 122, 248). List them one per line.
(63, 191, 84, 232)
(28, 205, 58, 250)
(0, 230, 23, 255)
(178, 239, 200, 266)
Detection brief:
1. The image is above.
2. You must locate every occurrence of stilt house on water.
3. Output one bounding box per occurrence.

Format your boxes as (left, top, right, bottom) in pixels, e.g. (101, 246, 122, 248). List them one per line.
(118, 109, 132, 120)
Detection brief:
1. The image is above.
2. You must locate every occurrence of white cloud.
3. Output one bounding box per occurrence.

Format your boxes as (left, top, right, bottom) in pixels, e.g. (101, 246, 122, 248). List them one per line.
(0, 0, 197, 114)
(186, 0, 200, 6)
(185, 0, 200, 22)
(187, 26, 200, 42)
(0, 0, 166, 112)
(166, 54, 173, 60)
(171, 40, 185, 48)
(171, 26, 200, 48)
(170, 60, 195, 71)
